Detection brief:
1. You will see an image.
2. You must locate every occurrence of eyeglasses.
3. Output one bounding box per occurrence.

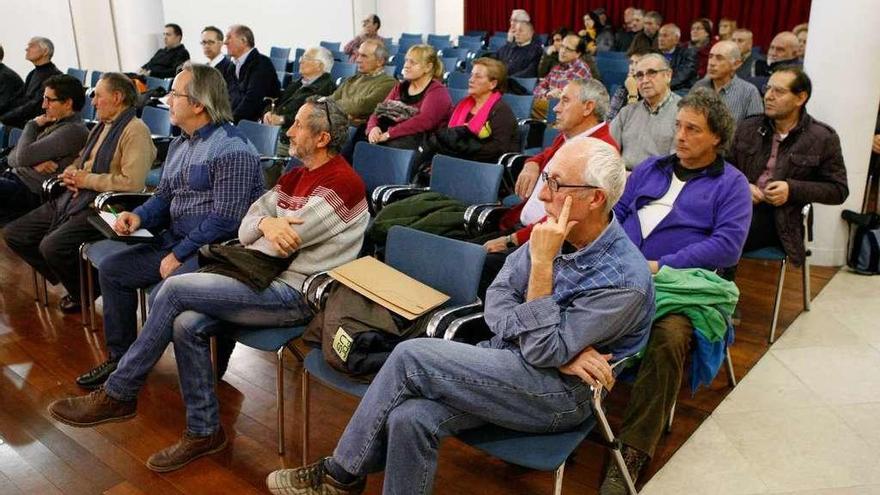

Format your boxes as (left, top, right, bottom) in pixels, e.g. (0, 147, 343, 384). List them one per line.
(167, 90, 193, 101)
(763, 84, 792, 96)
(633, 68, 669, 80)
(541, 171, 600, 194)
(558, 45, 580, 52)
(42, 96, 63, 103)
(317, 97, 333, 131)
(200, 40, 219, 45)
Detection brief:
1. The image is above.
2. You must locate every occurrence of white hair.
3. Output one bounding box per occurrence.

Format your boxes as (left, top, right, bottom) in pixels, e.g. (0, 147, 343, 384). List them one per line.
(579, 138, 626, 213)
(510, 9, 530, 22)
(308, 46, 334, 74)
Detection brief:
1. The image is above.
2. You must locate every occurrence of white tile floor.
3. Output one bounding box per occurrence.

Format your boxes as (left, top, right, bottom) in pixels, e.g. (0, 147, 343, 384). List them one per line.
(641, 270, 880, 495)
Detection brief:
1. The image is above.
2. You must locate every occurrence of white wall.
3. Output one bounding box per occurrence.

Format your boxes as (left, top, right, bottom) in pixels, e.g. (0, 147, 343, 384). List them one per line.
(69, 0, 121, 72)
(0, 0, 78, 76)
(111, 0, 166, 72)
(434, 0, 464, 39)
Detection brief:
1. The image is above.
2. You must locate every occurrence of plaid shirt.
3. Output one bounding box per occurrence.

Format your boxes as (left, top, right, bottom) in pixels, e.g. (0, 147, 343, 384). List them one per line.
(134, 122, 264, 260)
(533, 57, 592, 100)
(692, 75, 764, 123)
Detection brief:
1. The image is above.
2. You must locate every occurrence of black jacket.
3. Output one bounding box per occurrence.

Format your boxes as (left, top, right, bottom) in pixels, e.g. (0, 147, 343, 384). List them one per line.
(275, 73, 337, 142)
(142, 44, 190, 79)
(736, 53, 765, 79)
(225, 48, 281, 123)
(668, 45, 698, 91)
(0, 62, 61, 128)
(0, 63, 24, 116)
(214, 57, 233, 86)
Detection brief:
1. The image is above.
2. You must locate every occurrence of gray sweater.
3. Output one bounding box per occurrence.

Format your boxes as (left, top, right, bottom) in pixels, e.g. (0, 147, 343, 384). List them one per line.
(8, 114, 89, 193)
(610, 91, 681, 170)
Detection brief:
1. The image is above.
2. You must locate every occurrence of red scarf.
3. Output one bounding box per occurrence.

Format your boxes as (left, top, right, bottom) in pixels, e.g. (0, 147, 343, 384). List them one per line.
(448, 91, 503, 136)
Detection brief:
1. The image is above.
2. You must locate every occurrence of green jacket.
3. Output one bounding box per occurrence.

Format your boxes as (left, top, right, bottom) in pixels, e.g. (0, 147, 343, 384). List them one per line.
(653, 266, 739, 342)
(330, 71, 396, 122)
(370, 192, 468, 244)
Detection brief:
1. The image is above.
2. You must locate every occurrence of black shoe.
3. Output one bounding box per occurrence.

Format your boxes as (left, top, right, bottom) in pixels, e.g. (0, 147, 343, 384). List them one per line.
(59, 294, 82, 314)
(75, 359, 119, 390)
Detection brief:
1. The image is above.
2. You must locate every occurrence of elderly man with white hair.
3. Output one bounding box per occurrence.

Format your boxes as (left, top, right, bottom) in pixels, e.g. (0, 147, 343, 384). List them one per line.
(0, 36, 61, 127)
(266, 136, 656, 495)
(507, 8, 531, 41)
(756, 31, 801, 76)
(263, 46, 337, 155)
(691, 40, 763, 122)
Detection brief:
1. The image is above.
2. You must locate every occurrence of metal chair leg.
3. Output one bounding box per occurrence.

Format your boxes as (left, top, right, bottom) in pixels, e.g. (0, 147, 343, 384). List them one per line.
(137, 288, 147, 326)
(41, 275, 48, 307)
(302, 368, 310, 466)
(593, 392, 638, 495)
(802, 258, 811, 312)
(32, 269, 39, 303)
(276, 347, 285, 455)
(552, 463, 565, 495)
(667, 399, 676, 433)
(725, 347, 737, 387)
(78, 244, 90, 328)
(769, 259, 787, 344)
(209, 336, 218, 381)
(87, 262, 97, 330)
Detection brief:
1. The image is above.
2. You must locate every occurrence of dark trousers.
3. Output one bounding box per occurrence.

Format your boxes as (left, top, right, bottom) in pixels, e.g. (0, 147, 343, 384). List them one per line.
(743, 202, 782, 252)
(0, 171, 42, 226)
(618, 313, 692, 458)
(4, 202, 104, 300)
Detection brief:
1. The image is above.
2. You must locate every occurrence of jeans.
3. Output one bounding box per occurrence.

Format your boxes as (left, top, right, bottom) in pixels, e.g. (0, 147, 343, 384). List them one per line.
(331, 339, 593, 495)
(96, 232, 198, 359)
(103, 272, 312, 435)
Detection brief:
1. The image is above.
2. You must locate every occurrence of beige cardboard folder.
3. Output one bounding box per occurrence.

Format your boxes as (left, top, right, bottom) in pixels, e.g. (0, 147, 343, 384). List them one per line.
(329, 257, 450, 320)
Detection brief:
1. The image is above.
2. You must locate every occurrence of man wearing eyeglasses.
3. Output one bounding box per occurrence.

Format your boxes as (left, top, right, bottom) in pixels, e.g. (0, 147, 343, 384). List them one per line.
(266, 137, 654, 495)
(200, 26, 232, 79)
(728, 67, 847, 271)
(611, 53, 680, 170)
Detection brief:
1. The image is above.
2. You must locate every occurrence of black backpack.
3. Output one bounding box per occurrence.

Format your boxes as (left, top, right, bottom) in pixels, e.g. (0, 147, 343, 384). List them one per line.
(842, 210, 880, 274)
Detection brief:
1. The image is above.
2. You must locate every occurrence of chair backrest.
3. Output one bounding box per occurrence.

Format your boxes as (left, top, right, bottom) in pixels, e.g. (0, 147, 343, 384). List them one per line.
(141, 106, 171, 136)
(269, 56, 287, 72)
(430, 154, 503, 206)
(545, 98, 559, 125)
(294, 47, 306, 61)
(543, 127, 560, 148)
(488, 36, 508, 50)
(456, 39, 483, 52)
(464, 30, 487, 39)
(352, 142, 415, 194)
(330, 62, 357, 81)
(89, 70, 103, 87)
(237, 120, 280, 157)
(8, 127, 23, 147)
(502, 94, 534, 120)
(81, 95, 95, 120)
(383, 65, 397, 78)
(510, 77, 537, 93)
(400, 33, 423, 41)
(144, 76, 171, 91)
(276, 71, 291, 88)
(447, 87, 469, 105)
(441, 57, 458, 73)
(67, 67, 87, 84)
(596, 54, 630, 91)
(0, 124, 6, 148)
(446, 71, 470, 89)
(270, 46, 291, 60)
(319, 41, 341, 52)
(386, 226, 486, 307)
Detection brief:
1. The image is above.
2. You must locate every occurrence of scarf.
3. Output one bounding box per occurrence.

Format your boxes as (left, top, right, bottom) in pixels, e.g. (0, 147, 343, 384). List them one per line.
(448, 91, 502, 137)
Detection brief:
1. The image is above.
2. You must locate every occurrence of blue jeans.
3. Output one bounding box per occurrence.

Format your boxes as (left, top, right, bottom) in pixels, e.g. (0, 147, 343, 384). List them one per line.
(331, 339, 593, 495)
(103, 272, 311, 435)
(97, 232, 199, 360)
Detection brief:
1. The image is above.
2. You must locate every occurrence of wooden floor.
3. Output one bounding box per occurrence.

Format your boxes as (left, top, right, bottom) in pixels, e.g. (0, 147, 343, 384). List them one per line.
(0, 237, 837, 495)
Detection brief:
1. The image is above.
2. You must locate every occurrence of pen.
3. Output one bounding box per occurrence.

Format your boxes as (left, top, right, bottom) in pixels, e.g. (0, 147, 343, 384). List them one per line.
(107, 206, 120, 217)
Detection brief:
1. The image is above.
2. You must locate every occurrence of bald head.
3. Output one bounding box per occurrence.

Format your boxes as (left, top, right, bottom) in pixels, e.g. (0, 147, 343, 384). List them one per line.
(712, 40, 741, 62)
(768, 31, 799, 64)
(658, 24, 681, 51)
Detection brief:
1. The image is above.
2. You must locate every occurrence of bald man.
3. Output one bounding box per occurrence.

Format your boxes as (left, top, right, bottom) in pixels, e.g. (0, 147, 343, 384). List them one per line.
(756, 31, 801, 76)
(691, 41, 763, 122)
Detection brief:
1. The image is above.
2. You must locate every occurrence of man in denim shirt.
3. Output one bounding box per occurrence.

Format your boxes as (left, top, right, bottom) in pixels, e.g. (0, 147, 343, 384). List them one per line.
(266, 137, 656, 495)
(73, 63, 264, 390)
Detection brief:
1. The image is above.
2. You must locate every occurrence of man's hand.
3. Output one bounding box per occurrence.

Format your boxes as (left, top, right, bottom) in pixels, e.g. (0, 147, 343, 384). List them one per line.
(483, 235, 512, 253)
(625, 74, 639, 97)
(559, 346, 615, 389)
(113, 211, 141, 235)
(763, 180, 789, 206)
(367, 127, 389, 144)
(515, 161, 541, 198)
(34, 114, 54, 127)
(60, 168, 81, 195)
(33, 160, 59, 174)
(749, 183, 765, 204)
(872, 134, 880, 154)
(530, 195, 577, 267)
(259, 216, 305, 256)
(647, 260, 659, 273)
(263, 112, 283, 126)
(138, 68, 150, 76)
(159, 253, 182, 279)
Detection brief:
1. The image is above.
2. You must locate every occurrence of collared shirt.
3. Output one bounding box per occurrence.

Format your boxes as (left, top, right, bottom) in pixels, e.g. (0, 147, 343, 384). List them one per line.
(610, 90, 682, 170)
(483, 215, 655, 365)
(692, 75, 763, 123)
(234, 48, 254, 78)
(208, 53, 226, 68)
(533, 57, 592, 99)
(757, 132, 785, 189)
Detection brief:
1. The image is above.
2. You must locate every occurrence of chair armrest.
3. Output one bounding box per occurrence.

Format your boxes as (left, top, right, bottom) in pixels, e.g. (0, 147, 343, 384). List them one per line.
(312, 275, 337, 311)
(41, 177, 66, 201)
(464, 202, 505, 236)
(442, 311, 495, 343)
(502, 154, 530, 190)
(94, 191, 154, 212)
(301, 270, 335, 310)
(426, 300, 483, 338)
(374, 185, 429, 213)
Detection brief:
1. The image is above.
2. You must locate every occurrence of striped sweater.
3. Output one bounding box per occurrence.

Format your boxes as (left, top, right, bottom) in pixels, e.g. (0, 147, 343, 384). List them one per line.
(238, 154, 369, 290)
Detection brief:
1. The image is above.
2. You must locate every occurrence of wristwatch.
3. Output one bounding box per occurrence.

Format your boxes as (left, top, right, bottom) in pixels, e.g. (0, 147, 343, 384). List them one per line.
(505, 234, 517, 249)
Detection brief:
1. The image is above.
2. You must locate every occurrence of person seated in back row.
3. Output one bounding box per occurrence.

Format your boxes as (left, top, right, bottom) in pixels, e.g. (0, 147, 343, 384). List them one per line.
(139, 23, 190, 79)
(531, 34, 592, 119)
(496, 21, 544, 78)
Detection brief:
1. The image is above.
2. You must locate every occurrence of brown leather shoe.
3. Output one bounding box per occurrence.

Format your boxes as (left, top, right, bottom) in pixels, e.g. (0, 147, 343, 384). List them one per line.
(48, 389, 136, 427)
(146, 426, 228, 473)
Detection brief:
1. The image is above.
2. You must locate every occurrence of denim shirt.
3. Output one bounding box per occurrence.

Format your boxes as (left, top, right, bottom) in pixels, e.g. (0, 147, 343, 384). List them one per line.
(483, 215, 655, 367)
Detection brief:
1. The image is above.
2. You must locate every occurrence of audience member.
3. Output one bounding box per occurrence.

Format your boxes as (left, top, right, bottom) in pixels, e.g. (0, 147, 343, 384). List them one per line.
(615, 8, 644, 51)
(608, 49, 654, 121)
(599, 88, 752, 495)
(139, 23, 190, 79)
(73, 63, 265, 391)
(729, 67, 848, 269)
(592, 8, 615, 52)
(343, 14, 382, 63)
(689, 18, 713, 78)
(733, 28, 762, 79)
(577, 13, 598, 53)
(506, 9, 531, 42)
(629, 11, 662, 53)
(793, 23, 808, 59)
(496, 22, 544, 78)
(265, 136, 654, 495)
(0, 37, 61, 128)
(657, 24, 697, 91)
(611, 54, 681, 170)
(223, 24, 280, 122)
(756, 32, 801, 76)
(263, 47, 336, 156)
(4, 73, 154, 313)
(691, 41, 763, 122)
(537, 27, 570, 78)
(717, 18, 737, 41)
(0, 44, 24, 115)
(366, 44, 451, 150)
(200, 26, 231, 76)
(532, 34, 592, 119)
(1, 74, 88, 225)
(48, 96, 369, 473)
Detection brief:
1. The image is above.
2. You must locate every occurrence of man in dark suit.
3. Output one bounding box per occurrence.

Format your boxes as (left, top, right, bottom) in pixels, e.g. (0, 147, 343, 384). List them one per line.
(657, 24, 697, 92)
(223, 24, 280, 122)
(139, 23, 190, 79)
(0, 44, 25, 116)
(733, 28, 764, 79)
(200, 26, 232, 82)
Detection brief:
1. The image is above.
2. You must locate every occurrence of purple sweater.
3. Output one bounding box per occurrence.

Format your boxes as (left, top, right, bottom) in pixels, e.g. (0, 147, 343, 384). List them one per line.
(613, 154, 752, 270)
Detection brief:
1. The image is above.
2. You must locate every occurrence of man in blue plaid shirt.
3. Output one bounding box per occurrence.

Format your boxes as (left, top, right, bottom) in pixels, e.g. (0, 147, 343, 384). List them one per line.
(74, 62, 264, 390)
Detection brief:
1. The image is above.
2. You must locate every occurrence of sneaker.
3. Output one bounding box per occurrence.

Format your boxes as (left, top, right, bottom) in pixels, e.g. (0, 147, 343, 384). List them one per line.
(599, 445, 649, 495)
(75, 358, 119, 390)
(146, 427, 228, 472)
(48, 389, 136, 427)
(266, 457, 365, 495)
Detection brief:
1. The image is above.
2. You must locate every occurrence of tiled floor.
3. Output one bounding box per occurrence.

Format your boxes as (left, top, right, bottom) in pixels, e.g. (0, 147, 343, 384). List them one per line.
(641, 271, 880, 495)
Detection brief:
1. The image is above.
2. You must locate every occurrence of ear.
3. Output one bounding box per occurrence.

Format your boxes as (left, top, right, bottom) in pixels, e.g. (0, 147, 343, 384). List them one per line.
(590, 188, 608, 212)
(583, 99, 596, 118)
